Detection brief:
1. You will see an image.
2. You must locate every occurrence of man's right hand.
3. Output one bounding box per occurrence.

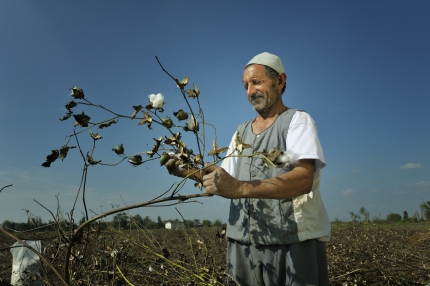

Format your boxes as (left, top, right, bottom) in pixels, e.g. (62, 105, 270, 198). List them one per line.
(164, 154, 211, 183)
(165, 154, 187, 178)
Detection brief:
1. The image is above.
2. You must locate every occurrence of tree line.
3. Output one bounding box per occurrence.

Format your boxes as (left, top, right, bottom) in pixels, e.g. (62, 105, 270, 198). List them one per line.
(0, 213, 224, 232)
(337, 200, 430, 223)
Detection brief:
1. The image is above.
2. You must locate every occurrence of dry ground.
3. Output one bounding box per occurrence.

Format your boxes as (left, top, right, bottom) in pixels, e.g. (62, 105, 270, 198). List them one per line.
(1, 222, 429, 285)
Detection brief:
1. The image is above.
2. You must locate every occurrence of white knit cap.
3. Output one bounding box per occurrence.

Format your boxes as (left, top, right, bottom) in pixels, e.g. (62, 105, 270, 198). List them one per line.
(245, 52, 285, 74)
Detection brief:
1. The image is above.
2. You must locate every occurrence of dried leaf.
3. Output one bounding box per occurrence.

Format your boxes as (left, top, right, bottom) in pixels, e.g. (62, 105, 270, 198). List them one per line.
(147, 137, 162, 158)
(259, 148, 283, 168)
(131, 105, 143, 119)
(42, 150, 59, 167)
(65, 101, 77, 110)
(60, 110, 73, 121)
(208, 137, 228, 157)
(87, 154, 101, 165)
(234, 131, 251, 154)
(185, 84, 200, 98)
(138, 111, 153, 129)
(164, 132, 182, 146)
(192, 154, 203, 166)
(59, 145, 76, 161)
(194, 181, 203, 190)
(89, 131, 103, 140)
(98, 120, 117, 129)
(69, 86, 85, 99)
(175, 77, 188, 89)
(73, 112, 91, 127)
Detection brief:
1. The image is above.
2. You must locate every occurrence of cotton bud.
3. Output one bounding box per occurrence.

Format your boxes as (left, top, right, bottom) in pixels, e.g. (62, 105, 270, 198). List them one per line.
(173, 109, 188, 121)
(69, 86, 84, 99)
(159, 153, 170, 166)
(112, 144, 124, 155)
(161, 117, 173, 128)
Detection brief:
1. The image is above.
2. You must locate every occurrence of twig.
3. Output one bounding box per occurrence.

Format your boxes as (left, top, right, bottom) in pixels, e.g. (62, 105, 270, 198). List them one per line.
(63, 192, 212, 283)
(331, 268, 362, 280)
(0, 184, 13, 193)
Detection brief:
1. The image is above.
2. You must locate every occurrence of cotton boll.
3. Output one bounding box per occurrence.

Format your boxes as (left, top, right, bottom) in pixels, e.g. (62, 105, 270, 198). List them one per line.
(275, 150, 298, 166)
(148, 93, 164, 108)
(187, 116, 198, 131)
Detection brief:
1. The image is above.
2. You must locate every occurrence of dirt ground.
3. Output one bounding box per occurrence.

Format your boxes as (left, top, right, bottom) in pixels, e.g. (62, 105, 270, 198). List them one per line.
(1, 222, 429, 285)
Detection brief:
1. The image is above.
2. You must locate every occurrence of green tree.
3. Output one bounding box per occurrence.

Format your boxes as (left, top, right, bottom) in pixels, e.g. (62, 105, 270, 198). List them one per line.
(113, 212, 128, 229)
(132, 214, 144, 228)
(157, 216, 164, 228)
(386, 213, 402, 222)
(193, 219, 201, 227)
(420, 201, 430, 220)
(213, 219, 223, 227)
(202, 220, 212, 227)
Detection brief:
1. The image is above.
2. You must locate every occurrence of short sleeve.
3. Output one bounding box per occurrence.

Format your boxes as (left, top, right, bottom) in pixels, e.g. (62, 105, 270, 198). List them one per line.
(287, 111, 326, 170)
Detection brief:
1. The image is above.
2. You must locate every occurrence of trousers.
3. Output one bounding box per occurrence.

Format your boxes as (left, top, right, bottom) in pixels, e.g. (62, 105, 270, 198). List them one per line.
(226, 238, 329, 286)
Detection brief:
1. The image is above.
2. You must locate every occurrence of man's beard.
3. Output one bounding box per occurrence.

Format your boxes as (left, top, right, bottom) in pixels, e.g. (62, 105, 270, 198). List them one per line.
(249, 90, 278, 113)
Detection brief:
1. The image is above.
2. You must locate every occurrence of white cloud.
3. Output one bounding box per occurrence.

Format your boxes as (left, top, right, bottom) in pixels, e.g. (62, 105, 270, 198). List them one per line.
(401, 163, 424, 169)
(341, 188, 356, 196)
(406, 181, 430, 188)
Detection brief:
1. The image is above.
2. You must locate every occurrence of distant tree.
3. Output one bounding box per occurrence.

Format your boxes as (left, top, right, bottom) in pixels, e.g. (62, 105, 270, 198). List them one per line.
(142, 216, 154, 229)
(420, 201, 430, 220)
(403, 211, 408, 220)
(359, 207, 370, 222)
(193, 219, 201, 227)
(202, 220, 212, 227)
(412, 211, 421, 222)
(132, 214, 144, 228)
(184, 219, 195, 228)
(386, 213, 402, 222)
(113, 212, 128, 229)
(213, 219, 223, 227)
(349, 211, 361, 222)
(157, 216, 164, 228)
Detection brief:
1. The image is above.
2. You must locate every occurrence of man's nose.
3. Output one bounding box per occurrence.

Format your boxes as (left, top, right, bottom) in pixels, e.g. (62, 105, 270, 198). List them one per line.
(246, 85, 256, 98)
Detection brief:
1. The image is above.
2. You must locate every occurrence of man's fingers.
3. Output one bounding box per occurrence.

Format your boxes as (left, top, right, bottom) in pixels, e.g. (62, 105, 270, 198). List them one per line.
(203, 163, 218, 173)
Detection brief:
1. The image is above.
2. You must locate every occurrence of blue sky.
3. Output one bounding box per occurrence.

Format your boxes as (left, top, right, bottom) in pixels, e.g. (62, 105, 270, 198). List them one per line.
(0, 1, 429, 224)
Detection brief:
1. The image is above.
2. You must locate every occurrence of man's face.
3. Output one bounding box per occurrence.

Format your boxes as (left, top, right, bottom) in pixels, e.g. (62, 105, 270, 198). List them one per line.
(242, 64, 279, 113)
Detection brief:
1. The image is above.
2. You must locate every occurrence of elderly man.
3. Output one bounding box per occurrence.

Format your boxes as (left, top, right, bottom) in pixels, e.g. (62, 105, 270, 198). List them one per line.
(168, 52, 330, 286)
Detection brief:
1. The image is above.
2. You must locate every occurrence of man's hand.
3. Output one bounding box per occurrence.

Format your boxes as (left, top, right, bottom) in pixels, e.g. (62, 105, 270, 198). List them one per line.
(164, 154, 205, 182)
(164, 154, 186, 178)
(202, 164, 244, 199)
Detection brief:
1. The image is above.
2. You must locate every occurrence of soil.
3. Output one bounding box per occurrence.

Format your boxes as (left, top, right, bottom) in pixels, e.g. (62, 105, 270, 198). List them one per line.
(1, 222, 429, 285)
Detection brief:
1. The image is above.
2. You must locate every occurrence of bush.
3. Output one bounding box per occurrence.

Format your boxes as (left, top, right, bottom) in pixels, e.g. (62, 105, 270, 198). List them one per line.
(386, 213, 402, 222)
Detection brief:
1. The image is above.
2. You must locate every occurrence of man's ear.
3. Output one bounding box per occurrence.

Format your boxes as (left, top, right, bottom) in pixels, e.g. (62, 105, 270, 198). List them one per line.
(277, 73, 287, 91)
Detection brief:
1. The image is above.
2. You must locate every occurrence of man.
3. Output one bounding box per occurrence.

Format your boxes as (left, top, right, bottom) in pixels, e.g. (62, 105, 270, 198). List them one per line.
(167, 52, 330, 286)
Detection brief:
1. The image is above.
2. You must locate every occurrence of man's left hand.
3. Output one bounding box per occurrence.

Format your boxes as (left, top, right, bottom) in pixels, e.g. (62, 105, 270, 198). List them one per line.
(202, 165, 243, 199)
